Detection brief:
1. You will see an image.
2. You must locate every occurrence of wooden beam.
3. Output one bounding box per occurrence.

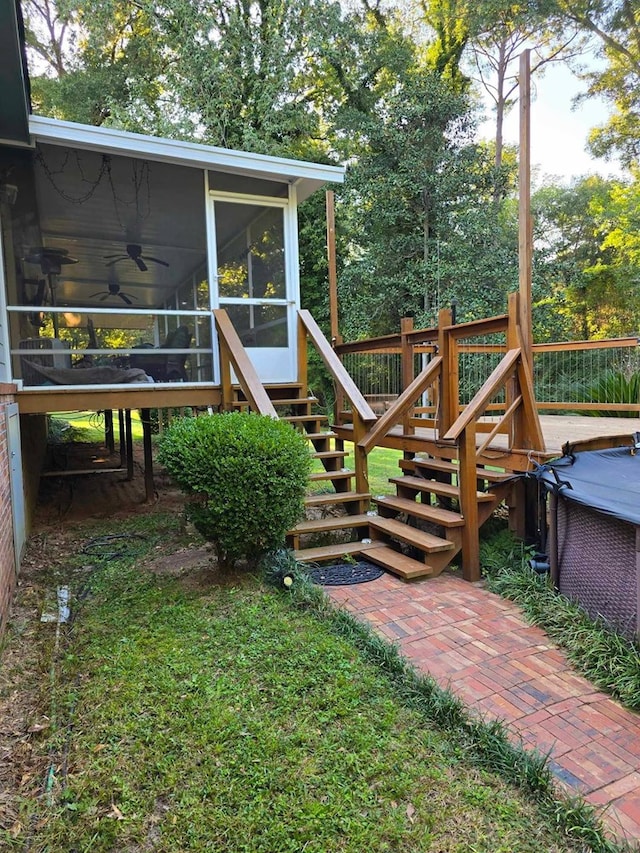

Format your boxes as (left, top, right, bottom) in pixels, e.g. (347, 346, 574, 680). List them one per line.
(459, 426, 480, 581)
(125, 409, 134, 481)
(519, 49, 533, 372)
(140, 407, 155, 502)
(16, 386, 220, 414)
(326, 190, 339, 343)
(298, 309, 376, 423)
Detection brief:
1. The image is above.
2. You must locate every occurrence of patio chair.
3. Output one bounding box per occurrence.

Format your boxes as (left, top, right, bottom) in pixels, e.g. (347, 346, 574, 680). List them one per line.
(130, 325, 192, 382)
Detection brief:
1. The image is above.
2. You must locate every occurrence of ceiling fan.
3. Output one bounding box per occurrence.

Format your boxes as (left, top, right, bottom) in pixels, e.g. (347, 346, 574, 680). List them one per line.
(104, 243, 169, 272)
(91, 280, 138, 305)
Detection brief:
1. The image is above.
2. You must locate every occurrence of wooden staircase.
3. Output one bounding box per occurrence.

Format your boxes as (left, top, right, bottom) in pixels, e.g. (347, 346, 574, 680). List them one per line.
(237, 385, 376, 563)
(214, 297, 546, 585)
(359, 455, 513, 580)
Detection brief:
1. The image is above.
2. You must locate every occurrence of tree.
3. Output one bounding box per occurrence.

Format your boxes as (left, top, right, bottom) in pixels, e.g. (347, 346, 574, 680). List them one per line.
(337, 70, 519, 337)
(23, 0, 168, 130)
(531, 175, 640, 340)
(549, 0, 640, 167)
(465, 1, 580, 177)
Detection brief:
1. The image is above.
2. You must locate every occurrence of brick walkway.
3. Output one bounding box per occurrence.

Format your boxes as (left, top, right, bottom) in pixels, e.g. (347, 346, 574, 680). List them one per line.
(326, 572, 640, 848)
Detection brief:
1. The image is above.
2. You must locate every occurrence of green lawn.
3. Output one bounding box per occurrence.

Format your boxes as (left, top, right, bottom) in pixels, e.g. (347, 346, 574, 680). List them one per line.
(49, 410, 145, 443)
(310, 443, 402, 496)
(5, 513, 610, 853)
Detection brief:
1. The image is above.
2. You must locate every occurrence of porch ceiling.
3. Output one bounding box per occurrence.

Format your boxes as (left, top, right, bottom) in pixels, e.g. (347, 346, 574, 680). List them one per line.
(19, 118, 344, 314)
(28, 143, 208, 311)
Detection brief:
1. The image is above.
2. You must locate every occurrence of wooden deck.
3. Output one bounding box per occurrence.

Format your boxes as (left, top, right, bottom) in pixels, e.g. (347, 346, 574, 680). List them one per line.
(334, 414, 640, 468)
(537, 414, 640, 455)
(16, 384, 221, 414)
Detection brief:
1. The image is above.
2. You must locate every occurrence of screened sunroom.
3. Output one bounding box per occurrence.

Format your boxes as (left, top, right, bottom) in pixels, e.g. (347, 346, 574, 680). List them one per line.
(0, 117, 343, 403)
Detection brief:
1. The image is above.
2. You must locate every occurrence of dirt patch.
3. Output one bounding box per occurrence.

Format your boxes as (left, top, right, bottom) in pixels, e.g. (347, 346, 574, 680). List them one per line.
(37, 441, 185, 525)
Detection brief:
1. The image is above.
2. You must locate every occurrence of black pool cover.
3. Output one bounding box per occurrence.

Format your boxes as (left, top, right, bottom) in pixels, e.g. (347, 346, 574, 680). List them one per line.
(538, 445, 640, 525)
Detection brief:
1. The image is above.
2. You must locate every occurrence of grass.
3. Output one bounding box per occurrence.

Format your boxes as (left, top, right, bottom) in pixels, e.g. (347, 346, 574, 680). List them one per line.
(480, 530, 640, 711)
(3, 513, 620, 853)
(310, 443, 402, 497)
(48, 411, 145, 443)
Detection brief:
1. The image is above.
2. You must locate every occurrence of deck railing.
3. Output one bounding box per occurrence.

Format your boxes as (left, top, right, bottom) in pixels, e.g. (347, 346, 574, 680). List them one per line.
(336, 323, 640, 417)
(298, 309, 377, 494)
(214, 309, 277, 417)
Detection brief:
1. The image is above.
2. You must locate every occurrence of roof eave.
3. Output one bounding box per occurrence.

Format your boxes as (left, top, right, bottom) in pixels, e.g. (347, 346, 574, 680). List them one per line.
(28, 115, 344, 201)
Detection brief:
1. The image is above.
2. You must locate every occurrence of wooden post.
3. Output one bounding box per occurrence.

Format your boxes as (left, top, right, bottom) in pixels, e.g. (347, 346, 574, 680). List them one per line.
(219, 340, 233, 411)
(125, 409, 134, 481)
(437, 307, 454, 435)
(459, 424, 480, 581)
(140, 407, 155, 502)
(118, 409, 126, 468)
(104, 409, 115, 453)
(352, 414, 370, 503)
(326, 190, 339, 344)
(400, 316, 414, 435)
(519, 49, 533, 373)
(507, 293, 523, 449)
(297, 313, 308, 392)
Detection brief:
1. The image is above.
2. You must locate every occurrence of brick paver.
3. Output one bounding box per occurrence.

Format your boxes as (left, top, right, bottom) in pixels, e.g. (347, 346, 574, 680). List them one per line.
(326, 572, 640, 848)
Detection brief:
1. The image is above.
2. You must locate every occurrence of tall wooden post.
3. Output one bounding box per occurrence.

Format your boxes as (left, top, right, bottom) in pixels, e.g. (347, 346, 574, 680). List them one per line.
(326, 190, 339, 345)
(519, 50, 533, 372)
(400, 316, 414, 435)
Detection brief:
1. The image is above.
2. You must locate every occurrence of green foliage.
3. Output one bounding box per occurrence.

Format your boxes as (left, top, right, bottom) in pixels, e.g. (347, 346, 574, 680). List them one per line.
(578, 369, 640, 416)
(548, 0, 640, 167)
(482, 531, 640, 711)
(158, 412, 311, 570)
(338, 71, 517, 336)
(531, 175, 640, 341)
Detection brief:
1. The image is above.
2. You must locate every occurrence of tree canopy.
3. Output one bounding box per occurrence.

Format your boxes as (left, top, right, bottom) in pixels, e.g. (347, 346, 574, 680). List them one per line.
(20, 0, 640, 342)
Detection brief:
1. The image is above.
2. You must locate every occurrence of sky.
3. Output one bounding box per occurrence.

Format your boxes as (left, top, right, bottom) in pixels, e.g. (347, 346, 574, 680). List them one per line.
(478, 59, 626, 185)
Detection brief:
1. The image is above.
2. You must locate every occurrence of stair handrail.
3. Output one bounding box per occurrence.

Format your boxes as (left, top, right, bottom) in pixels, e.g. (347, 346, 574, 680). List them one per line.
(443, 348, 521, 442)
(213, 309, 277, 417)
(358, 356, 443, 453)
(298, 310, 377, 424)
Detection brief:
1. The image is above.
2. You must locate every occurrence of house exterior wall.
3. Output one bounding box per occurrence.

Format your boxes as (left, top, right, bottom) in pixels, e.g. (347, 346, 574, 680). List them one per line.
(0, 384, 17, 636)
(20, 412, 47, 531)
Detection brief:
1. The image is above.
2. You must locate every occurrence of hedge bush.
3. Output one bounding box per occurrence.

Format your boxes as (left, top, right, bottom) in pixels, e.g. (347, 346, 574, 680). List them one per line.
(158, 412, 311, 570)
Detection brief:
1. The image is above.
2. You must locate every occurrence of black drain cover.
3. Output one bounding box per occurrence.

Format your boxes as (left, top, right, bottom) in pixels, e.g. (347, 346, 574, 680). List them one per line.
(306, 560, 385, 586)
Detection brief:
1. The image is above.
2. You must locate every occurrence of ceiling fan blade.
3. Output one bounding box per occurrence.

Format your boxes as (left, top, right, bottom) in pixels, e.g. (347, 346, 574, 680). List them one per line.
(135, 257, 148, 272)
(145, 256, 170, 267)
(104, 253, 123, 259)
(99, 294, 109, 301)
(90, 291, 103, 298)
(118, 292, 133, 305)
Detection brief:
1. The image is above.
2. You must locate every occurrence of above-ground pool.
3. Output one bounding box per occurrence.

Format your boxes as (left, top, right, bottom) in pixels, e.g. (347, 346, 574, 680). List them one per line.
(539, 441, 640, 641)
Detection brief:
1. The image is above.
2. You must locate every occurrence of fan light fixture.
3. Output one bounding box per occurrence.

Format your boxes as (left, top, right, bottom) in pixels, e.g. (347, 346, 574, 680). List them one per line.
(104, 243, 169, 273)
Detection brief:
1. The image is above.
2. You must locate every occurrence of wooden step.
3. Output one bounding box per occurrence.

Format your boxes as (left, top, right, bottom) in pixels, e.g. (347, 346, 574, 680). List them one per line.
(305, 491, 370, 508)
(305, 432, 338, 441)
(390, 475, 494, 502)
(400, 457, 510, 483)
(295, 539, 384, 563)
(282, 414, 326, 424)
(373, 495, 464, 527)
(360, 545, 435, 580)
(289, 513, 371, 535)
(309, 469, 353, 482)
(312, 450, 348, 461)
(368, 516, 454, 553)
(271, 396, 318, 406)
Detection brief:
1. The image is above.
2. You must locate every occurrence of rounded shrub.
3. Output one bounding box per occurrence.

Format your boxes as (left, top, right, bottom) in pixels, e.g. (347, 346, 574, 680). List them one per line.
(158, 412, 311, 570)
